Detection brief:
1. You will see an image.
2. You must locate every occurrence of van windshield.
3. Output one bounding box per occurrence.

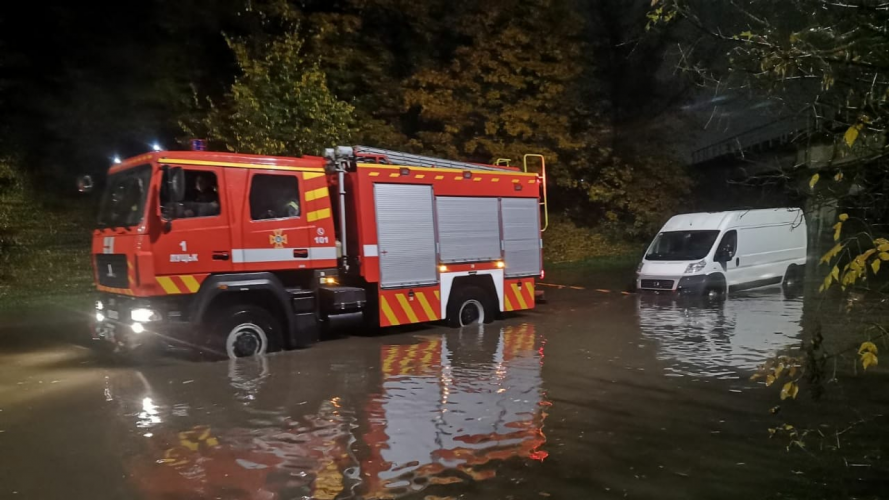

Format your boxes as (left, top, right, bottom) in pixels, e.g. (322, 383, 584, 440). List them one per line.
(645, 230, 720, 261)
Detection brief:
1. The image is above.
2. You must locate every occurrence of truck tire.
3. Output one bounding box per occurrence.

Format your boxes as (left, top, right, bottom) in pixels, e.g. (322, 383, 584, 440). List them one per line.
(447, 286, 494, 328)
(210, 305, 283, 359)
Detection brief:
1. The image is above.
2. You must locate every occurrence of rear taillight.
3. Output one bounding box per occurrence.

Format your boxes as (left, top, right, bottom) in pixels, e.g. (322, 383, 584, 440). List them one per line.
(540, 269, 545, 280)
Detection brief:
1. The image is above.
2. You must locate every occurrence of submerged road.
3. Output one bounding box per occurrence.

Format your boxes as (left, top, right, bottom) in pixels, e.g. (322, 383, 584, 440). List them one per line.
(0, 272, 885, 499)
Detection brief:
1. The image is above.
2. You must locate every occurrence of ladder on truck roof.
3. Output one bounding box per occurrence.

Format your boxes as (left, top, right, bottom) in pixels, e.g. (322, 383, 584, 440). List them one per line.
(347, 145, 513, 172)
(326, 145, 549, 231)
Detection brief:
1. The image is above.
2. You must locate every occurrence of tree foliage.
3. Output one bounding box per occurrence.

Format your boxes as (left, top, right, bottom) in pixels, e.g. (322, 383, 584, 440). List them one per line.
(186, 28, 354, 156)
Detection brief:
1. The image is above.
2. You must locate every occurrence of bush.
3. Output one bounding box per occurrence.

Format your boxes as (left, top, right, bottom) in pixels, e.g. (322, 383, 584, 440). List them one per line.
(0, 157, 94, 313)
(543, 217, 640, 264)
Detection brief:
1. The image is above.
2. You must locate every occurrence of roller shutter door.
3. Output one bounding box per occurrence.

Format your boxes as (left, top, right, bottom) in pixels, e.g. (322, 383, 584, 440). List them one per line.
(375, 184, 438, 287)
(501, 198, 541, 278)
(436, 196, 501, 263)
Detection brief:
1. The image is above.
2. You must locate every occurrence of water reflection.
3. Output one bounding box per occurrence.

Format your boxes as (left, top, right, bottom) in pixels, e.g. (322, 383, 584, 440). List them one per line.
(114, 323, 547, 499)
(362, 323, 548, 498)
(637, 291, 804, 379)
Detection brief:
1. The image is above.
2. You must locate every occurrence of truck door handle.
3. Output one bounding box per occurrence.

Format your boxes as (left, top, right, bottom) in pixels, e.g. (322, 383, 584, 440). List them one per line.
(735, 257, 740, 267)
(213, 251, 230, 261)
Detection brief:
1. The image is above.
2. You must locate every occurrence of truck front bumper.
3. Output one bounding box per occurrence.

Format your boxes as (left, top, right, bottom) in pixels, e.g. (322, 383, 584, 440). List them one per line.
(92, 293, 196, 353)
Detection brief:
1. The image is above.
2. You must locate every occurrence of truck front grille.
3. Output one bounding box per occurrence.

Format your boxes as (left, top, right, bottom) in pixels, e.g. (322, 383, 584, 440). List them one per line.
(95, 254, 129, 289)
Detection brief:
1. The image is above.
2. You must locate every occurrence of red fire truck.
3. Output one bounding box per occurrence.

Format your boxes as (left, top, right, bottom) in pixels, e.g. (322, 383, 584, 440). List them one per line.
(91, 146, 546, 358)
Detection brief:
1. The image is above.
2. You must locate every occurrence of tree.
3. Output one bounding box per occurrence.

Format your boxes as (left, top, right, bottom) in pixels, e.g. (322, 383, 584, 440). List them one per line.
(649, 0, 889, 458)
(186, 27, 354, 156)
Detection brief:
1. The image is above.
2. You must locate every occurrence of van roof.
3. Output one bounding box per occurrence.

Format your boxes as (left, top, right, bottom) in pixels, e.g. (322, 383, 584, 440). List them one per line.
(661, 208, 805, 232)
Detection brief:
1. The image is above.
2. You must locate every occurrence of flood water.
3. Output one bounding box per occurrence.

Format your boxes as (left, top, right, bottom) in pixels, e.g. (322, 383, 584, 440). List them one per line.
(1, 275, 887, 499)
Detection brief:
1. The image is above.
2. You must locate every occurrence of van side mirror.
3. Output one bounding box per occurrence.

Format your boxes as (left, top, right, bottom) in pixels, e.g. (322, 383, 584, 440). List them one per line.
(169, 166, 185, 203)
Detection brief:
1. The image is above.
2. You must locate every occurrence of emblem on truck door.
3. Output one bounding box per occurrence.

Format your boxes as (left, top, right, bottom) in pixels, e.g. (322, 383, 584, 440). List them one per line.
(269, 229, 288, 249)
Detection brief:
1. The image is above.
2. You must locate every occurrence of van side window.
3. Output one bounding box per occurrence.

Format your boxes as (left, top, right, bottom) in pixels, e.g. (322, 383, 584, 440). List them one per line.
(716, 230, 737, 259)
(161, 169, 221, 219)
(250, 174, 301, 220)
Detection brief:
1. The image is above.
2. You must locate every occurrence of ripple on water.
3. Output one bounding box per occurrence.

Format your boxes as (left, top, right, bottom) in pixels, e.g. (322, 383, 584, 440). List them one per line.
(637, 291, 804, 379)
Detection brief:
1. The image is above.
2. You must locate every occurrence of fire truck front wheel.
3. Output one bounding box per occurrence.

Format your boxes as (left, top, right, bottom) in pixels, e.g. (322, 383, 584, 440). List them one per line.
(447, 286, 495, 328)
(209, 305, 283, 359)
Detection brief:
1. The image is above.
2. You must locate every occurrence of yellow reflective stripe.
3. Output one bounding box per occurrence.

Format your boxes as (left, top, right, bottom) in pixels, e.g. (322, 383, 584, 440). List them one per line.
(307, 208, 332, 222)
(473, 177, 482, 182)
(512, 283, 528, 310)
(415, 291, 437, 320)
(434, 290, 440, 300)
(156, 276, 181, 295)
(504, 293, 514, 311)
(528, 283, 535, 304)
(369, 172, 380, 177)
(434, 175, 444, 180)
(380, 296, 399, 326)
(382, 347, 398, 373)
(491, 178, 500, 182)
(303, 172, 325, 180)
(158, 158, 324, 173)
(400, 344, 419, 371)
(415, 174, 426, 179)
(396, 294, 420, 324)
(305, 186, 329, 201)
(179, 275, 201, 293)
(389, 173, 400, 178)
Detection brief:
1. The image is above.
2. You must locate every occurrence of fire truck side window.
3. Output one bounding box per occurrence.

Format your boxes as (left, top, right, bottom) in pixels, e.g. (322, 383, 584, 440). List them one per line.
(249, 174, 301, 220)
(161, 169, 221, 219)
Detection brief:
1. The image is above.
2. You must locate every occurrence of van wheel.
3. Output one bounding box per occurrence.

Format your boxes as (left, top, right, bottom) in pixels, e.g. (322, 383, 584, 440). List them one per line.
(210, 305, 283, 359)
(782, 265, 804, 298)
(703, 276, 727, 301)
(447, 286, 494, 328)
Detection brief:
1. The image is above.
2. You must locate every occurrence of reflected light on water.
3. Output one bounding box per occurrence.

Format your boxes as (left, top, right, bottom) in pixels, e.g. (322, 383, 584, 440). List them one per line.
(637, 291, 804, 379)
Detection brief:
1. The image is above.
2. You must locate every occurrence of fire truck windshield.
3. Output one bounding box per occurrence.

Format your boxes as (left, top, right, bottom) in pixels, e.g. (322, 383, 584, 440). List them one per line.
(97, 165, 152, 229)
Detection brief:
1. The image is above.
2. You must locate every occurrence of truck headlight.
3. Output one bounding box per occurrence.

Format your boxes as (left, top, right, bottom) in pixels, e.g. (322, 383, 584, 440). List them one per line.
(96, 300, 104, 311)
(684, 260, 707, 274)
(131, 308, 161, 322)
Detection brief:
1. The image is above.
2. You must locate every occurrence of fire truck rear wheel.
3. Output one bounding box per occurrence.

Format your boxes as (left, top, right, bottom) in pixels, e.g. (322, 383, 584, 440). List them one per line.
(211, 305, 283, 359)
(447, 286, 495, 328)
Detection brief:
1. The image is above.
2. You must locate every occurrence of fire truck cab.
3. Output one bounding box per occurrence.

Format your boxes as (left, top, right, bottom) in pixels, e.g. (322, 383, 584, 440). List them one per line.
(92, 146, 545, 358)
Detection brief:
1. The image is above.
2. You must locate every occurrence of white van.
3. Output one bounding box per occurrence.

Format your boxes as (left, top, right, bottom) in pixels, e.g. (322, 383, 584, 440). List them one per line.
(636, 208, 807, 297)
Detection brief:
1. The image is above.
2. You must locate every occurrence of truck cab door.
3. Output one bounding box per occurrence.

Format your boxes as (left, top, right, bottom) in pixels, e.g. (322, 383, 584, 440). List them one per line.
(236, 170, 312, 272)
(153, 166, 233, 293)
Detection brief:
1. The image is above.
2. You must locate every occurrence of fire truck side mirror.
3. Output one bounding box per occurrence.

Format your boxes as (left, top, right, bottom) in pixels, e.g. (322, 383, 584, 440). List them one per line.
(77, 175, 94, 194)
(169, 167, 186, 203)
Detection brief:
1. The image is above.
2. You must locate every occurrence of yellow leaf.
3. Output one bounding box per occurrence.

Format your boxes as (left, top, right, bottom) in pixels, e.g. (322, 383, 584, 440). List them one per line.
(880, 252, 889, 261)
(859, 341, 878, 355)
(788, 366, 797, 378)
(833, 222, 842, 241)
(861, 351, 878, 370)
(838, 213, 849, 222)
(766, 374, 776, 387)
(873, 259, 881, 275)
(844, 124, 861, 147)
(831, 266, 840, 280)
(809, 173, 820, 190)
(780, 381, 799, 400)
(750, 373, 762, 381)
(875, 238, 889, 246)
(821, 243, 844, 264)
(774, 363, 785, 379)
(834, 171, 843, 181)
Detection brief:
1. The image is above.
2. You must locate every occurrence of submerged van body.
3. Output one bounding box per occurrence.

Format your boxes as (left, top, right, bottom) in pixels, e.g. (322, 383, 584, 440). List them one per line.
(636, 209, 807, 296)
